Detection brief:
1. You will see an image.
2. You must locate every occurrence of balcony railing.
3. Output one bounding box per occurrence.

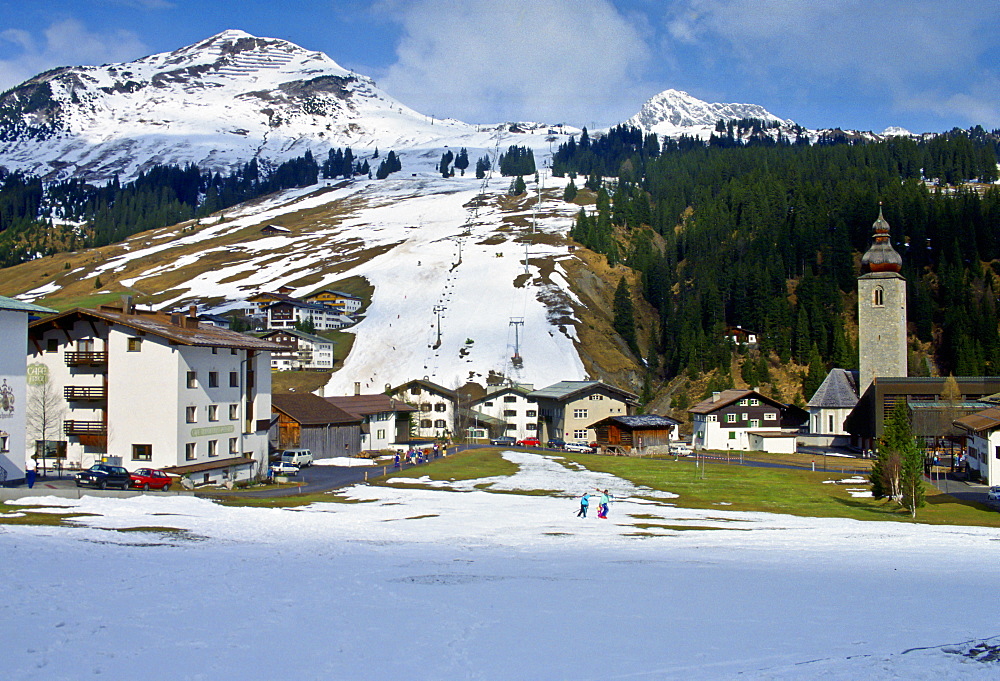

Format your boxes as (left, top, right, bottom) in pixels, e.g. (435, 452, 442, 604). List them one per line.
(64, 386, 107, 401)
(65, 351, 108, 367)
(64, 420, 107, 436)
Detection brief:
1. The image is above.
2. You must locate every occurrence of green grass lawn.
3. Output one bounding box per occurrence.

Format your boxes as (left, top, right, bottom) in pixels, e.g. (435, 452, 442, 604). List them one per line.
(379, 448, 1000, 527)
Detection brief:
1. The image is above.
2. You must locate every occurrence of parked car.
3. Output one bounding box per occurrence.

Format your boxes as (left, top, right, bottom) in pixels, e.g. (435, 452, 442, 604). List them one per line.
(563, 441, 595, 453)
(130, 468, 173, 491)
(517, 437, 542, 447)
(280, 448, 313, 467)
(670, 442, 694, 456)
(490, 436, 516, 447)
(269, 461, 300, 476)
(987, 486, 1000, 501)
(546, 438, 566, 449)
(75, 464, 132, 490)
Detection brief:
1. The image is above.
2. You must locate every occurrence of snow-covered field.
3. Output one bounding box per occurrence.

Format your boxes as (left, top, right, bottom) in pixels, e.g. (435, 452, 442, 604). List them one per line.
(3, 451, 998, 680)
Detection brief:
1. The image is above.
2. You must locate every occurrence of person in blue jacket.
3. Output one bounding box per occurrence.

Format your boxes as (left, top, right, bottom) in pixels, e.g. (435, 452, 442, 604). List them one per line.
(597, 489, 611, 518)
(577, 492, 591, 518)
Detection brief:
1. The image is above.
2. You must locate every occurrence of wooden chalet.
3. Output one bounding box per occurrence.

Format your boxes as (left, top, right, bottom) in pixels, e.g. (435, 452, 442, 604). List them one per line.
(589, 415, 681, 455)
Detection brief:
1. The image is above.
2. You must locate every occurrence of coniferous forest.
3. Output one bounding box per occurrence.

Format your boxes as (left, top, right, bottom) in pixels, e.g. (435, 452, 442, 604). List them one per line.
(554, 124, 1000, 395)
(0, 147, 387, 269)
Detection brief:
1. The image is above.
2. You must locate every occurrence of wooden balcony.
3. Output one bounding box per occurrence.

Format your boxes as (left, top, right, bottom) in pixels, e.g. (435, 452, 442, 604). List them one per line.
(64, 386, 107, 401)
(65, 351, 108, 367)
(63, 420, 107, 436)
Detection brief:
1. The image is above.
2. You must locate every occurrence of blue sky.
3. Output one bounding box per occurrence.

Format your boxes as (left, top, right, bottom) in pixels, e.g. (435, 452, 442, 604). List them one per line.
(1, 0, 998, 133)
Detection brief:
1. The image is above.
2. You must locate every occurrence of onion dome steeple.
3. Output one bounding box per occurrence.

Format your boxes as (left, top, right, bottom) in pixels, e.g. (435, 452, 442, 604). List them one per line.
(860, 205, 902, 273)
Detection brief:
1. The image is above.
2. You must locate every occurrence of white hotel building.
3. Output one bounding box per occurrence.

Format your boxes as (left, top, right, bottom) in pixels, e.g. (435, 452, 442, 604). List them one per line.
(27, 301, 283, 486)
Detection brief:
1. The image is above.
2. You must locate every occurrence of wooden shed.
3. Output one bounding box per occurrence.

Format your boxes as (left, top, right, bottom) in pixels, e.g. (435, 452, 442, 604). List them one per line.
(589, 415, 681, 455)
(271, 393, 363, 459)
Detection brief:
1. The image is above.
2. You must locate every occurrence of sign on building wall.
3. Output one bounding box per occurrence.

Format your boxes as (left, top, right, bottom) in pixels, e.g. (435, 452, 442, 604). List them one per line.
(26, 363, 48, 386)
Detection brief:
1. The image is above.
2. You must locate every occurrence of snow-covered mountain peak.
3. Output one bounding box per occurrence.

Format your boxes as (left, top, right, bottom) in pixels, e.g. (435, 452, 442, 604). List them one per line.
(0, 30, 453, 183)
(628, 88, 788, 134)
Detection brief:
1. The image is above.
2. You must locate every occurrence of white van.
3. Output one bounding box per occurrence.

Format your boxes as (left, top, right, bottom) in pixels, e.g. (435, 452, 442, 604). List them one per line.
(280, 449, 313, 467)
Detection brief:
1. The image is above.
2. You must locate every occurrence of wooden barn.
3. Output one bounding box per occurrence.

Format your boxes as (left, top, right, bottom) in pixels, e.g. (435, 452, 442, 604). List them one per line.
(589, 415, 681, 455)
(271, 393, 362, 459)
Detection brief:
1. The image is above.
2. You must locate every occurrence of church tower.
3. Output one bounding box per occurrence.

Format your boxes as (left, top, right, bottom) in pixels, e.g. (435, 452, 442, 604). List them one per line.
(857, 207, 907, 395)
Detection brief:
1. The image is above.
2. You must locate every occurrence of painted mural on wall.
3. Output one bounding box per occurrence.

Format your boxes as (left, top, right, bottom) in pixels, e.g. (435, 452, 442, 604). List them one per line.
(0, 378, 14, 420)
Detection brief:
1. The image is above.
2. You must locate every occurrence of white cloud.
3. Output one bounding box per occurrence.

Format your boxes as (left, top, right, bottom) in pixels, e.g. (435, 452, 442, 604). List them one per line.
(662, 0, 1000, 127)
(376, 0, 652, 126)
(0, 19, 149, 92)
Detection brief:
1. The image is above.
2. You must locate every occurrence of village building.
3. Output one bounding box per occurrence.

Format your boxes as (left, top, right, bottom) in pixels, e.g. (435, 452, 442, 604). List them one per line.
(0, 295, 56, 485)
(264, 299, 352, 331)
(25, 300, 282, 486)
(325, 391, 416, 453)
(270, 393, 362, 458)
(689, 389, 796, 453)
(845, 376, 1000, 454)
(806, 368, 859, 446)
(259, 329, 335, 371)
(390, 379, 460, 440)
(527, 381, 637, 445)
(953, 406, 1000, 486)
(589, 414, 681, 455)
(304, 289, 363, 316)
(470, 385, 539, 441)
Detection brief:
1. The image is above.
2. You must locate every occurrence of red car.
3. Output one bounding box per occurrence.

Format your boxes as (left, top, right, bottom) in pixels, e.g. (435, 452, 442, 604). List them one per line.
(517, 437, 541, 447)
(130, 468, 173, 491)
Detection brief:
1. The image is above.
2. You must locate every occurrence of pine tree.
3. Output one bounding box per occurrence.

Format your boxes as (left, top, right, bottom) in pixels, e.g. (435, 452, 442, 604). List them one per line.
(563, 179, 577, 202)
(613, 276, 639, 356)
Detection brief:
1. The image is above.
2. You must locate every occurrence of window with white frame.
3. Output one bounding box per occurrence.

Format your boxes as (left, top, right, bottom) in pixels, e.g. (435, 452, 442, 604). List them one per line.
(750, 399, 760, 406)
(573, 409, 588, 419)
(738, 399, 749, 406)
(572, 430, 588, 440)
(763, 412, 777, 421)
(589, 394, 604, 400)
(726, 413, 737, 423)
(749, 419, 760, 428)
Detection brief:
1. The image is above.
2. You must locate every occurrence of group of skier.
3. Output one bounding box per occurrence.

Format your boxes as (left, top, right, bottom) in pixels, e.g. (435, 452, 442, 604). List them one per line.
(576, 489, 613, 519)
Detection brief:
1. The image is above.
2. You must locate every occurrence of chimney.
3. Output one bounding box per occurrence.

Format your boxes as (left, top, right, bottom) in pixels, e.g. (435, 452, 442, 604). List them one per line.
(189, 304, 198, 317)
(121, 295, 134, 314)
(354, 381, 361, 396)
(712, 391, 721, 402)
(185, 304, 199, 328)
(171, 313, 183, 326)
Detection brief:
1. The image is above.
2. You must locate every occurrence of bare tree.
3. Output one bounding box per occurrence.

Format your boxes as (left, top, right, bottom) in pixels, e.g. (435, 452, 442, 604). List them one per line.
(25, 380, 66, 475)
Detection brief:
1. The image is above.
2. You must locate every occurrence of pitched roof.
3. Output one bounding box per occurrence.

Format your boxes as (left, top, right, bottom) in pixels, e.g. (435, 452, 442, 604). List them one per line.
(0, 295, 56, 315)
(392, 378, 457, 399)
(326, 394, 416, 418)
(589, 415, 680, 430)
(808, 368, 859, 408)
(688, 389, 784, 414)
(29, 307, 285, 350)
(954, 406, 1000, 433)
(260, 329, 334, 346)
(272, 393, 360, 426)
(528, 380, 638, 403)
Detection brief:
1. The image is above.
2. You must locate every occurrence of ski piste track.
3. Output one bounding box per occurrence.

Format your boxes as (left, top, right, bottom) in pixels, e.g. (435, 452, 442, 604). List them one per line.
(417, 124, 544, 389)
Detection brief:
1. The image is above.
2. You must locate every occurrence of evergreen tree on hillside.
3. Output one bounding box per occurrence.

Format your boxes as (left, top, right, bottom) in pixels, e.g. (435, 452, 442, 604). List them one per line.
(475, 156, 490, 179)
(454, 148, 469, 175)
(613, 276, 639, 356)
